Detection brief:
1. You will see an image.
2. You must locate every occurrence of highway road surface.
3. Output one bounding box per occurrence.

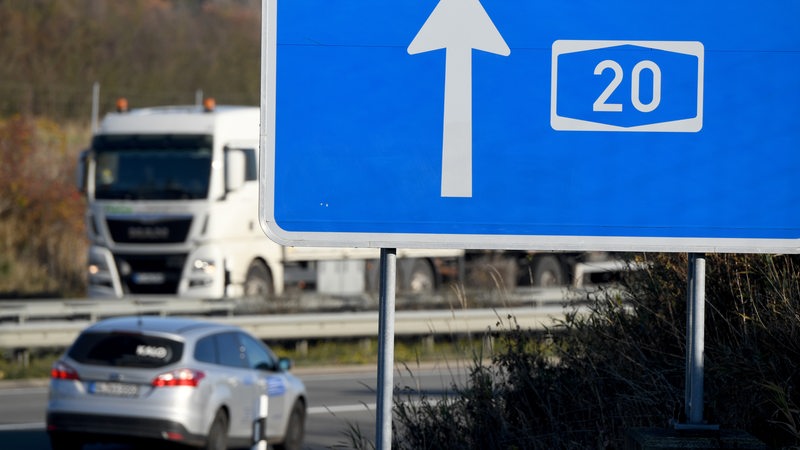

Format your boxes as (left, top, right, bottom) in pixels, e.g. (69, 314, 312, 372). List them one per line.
(0, 361, 471, 449)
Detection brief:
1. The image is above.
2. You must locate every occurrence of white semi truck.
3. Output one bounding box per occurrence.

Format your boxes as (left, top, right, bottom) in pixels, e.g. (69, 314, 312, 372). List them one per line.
(78, 100, 464, 300)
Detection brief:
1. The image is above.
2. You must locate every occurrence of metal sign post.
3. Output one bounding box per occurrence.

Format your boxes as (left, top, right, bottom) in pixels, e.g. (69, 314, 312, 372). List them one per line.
(376, 248, 397, 449)
(676, 253, 717, 430)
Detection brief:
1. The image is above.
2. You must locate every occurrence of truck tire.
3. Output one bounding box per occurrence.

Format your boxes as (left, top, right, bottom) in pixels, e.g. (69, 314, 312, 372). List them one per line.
(244, 260, 274, 300)
(401, 258, 436, 295)
(532, 255, 566, 287)
(369, 258, 438, 295)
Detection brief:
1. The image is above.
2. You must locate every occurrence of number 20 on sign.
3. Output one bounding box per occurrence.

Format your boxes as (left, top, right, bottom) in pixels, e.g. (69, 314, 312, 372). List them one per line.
(551, 40, 704, 133)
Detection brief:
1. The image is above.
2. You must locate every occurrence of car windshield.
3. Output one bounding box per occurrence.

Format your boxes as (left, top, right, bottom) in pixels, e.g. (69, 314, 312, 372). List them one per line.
(68, 331, 183, 368)
(93, 134, 212, 200)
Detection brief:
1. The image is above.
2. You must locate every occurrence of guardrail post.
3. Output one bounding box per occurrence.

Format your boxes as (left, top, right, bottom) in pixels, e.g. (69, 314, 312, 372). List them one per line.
(295, 340, 309, 357)
(15, 348, 30, 368)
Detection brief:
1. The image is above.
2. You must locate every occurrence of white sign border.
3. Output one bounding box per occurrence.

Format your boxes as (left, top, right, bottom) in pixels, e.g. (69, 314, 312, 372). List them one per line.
(551, 40, 704, 132)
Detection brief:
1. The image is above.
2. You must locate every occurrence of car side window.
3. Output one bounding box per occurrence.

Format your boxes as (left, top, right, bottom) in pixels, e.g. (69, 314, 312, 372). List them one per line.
(194, 335, 217, 364)
(239, 333, 277, 372)
(215, 332, 247, 368)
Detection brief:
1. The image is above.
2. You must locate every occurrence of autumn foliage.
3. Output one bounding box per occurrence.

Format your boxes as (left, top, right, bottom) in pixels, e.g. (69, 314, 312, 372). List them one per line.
(0, 0, 261, 296)
(0, 0, 261, 120)
(0, 116, 87, 296)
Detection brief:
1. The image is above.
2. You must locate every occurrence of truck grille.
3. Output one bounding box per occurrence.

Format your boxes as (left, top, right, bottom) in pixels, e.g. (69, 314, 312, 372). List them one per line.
(107, 217, 192, 244)
(115, 253, 187, 294)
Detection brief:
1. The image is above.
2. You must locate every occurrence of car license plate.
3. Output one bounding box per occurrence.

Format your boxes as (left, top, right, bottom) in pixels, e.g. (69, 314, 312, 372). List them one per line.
(89, 381, 139, 397)
(132, 272, 165, 285)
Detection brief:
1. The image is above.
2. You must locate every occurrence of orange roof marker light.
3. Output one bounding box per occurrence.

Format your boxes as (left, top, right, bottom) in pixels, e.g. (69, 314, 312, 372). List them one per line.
(203, 97, 216, 112)
(116, 98, 129, 113)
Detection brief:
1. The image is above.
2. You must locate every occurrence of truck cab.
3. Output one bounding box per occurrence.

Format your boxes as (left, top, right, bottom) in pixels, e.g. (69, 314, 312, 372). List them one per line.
(80, 101, 278, 298)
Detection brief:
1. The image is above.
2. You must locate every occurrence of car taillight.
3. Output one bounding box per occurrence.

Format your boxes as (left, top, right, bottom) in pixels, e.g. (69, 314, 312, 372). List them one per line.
(152, 368, 205, 387)
(51, 360, 80, 380)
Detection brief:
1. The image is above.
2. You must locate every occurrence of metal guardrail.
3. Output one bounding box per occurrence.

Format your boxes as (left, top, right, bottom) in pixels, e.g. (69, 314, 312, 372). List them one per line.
(0, 297, 235, 324)
(0, 282, 627, 350)
(229, 306, 575, 340)
(0, 305, 585, 350)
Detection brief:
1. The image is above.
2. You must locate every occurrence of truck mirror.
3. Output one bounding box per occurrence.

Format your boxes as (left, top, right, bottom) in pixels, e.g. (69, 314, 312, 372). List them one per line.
(225, 148, 246, 192)
(76, 149, 89, 194)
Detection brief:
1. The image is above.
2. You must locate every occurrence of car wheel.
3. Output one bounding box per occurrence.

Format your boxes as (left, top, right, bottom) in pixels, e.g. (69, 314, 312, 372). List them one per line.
(274, 400, 306, 450)
(205, 410, 228, 450)
(48, 432, 84, 450)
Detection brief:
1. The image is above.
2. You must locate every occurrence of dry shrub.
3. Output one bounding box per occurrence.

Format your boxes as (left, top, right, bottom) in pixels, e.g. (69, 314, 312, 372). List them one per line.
(0, 116, 87, 296)
(391, 253, 800, 449)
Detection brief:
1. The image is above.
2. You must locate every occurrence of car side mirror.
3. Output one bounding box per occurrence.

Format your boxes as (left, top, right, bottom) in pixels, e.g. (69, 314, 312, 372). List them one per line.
(278, 357, 293, 372)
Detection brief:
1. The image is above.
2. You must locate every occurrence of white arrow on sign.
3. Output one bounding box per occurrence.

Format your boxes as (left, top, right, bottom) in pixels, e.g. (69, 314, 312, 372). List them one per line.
(408, 0, 510, 198)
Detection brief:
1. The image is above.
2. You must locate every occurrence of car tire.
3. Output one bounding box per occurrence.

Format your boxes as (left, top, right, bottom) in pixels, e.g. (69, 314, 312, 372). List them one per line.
(274, 400, 306, 450)
(204, 410, 228, 450)
(48, 432, 84, 450)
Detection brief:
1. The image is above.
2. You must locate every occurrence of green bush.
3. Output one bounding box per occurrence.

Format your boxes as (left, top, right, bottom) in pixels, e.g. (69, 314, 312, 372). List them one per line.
(391, 254, 800, 449)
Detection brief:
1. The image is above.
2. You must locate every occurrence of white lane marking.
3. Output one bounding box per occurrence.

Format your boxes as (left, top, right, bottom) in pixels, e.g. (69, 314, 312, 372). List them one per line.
(308, 403, 376, 415)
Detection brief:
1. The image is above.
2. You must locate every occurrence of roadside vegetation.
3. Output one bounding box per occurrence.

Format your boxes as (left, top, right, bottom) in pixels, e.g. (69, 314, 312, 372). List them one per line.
(0, 336, 490, 381)
(0, 0, 261, 298)
(0, 116, 87, 297)
(0, 0, 261, 120)
(368, 253, 800, 449)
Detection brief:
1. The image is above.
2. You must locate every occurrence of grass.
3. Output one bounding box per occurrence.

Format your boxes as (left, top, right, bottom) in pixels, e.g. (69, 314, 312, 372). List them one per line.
(0, 336, 493, 381)
(0, 349, 62, 380)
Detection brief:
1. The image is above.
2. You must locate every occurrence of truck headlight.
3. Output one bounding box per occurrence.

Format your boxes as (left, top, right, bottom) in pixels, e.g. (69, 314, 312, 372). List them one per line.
(88, 252, 113, 287)
(192, 259, 217, 276)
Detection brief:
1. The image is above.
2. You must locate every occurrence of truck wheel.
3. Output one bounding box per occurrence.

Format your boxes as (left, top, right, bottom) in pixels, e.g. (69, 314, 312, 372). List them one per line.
(402, 259, 436, 294)
(245, 261, 274, 300)
(532, 255, 566, 287)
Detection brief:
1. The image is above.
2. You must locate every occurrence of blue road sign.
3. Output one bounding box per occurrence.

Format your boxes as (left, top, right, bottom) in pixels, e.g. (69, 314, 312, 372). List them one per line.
(260, 0, 800, 252)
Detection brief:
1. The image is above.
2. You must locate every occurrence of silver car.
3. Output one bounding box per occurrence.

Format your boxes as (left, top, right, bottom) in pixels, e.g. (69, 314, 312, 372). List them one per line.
(46, 316, 306, 450)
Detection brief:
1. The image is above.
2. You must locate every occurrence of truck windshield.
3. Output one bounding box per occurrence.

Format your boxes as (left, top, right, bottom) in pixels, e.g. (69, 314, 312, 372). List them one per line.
(92, 134, 213, 200)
